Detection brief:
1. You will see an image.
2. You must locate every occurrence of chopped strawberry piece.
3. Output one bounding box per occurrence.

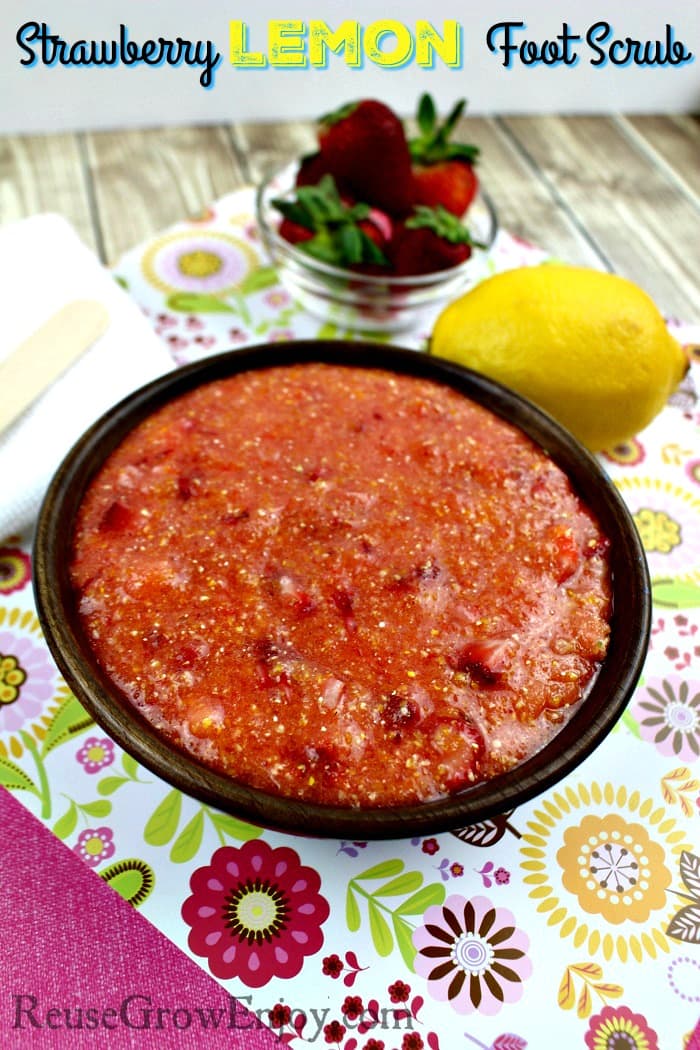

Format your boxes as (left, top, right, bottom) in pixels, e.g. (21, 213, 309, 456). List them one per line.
(98, 501, 133, 533)
(546, 525, 580, 583)
(449, 639, 509, 685)
(331, 587, 356, 631)
(426, 713, 486, 791)
(381, 692, 420, 739)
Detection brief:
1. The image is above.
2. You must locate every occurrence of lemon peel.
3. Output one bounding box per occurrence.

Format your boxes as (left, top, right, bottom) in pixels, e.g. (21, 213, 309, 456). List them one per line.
(430, 264, 688, 451)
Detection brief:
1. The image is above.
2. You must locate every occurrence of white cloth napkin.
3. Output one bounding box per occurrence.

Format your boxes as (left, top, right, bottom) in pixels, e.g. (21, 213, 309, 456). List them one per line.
(0, 214, 174, 540)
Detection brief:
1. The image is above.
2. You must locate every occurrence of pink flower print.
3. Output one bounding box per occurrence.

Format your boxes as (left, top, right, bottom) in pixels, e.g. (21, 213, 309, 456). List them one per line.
(632, 675, 700, 760)
(182, 840, 329, 987)
(264, 289, 291, 310)
(584, 1004, 659, 1049)
(76, 737, 115, 774)
(0, 630, 56, 735)
(74, 827, 115, 868)
(413, 894, 531, 1015)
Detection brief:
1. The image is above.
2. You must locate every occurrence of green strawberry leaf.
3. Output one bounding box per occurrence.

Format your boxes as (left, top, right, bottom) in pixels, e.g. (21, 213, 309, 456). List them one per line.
(143, 789, 182, 846)
(406, 205, 480, 246)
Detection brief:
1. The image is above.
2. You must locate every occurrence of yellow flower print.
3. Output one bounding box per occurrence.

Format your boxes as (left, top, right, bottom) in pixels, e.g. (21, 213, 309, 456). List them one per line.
(520, 781, 692, 963)
(558, 813, 671, 924)
(633, 508, 681, 554)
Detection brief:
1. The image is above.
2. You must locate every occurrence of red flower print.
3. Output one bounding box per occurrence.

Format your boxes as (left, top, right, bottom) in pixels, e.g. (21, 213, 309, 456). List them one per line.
(324, 1019, 346, 1043)
(364, 1040, 385, 1050)
(323, 953, 344, 978)
(402, 1034, 424, 1050)
(388, 980, 411, 1003)
(182, 840, 329, 988)
(342, 995, 364, 1020)
(269, 1003, 291, 1028)
(422, 838, 439, 856)
(584, 1004, 659, 1050)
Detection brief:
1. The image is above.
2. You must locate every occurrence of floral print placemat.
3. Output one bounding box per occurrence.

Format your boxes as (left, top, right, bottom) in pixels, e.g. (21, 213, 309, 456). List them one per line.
(2, 188, 699, 1050)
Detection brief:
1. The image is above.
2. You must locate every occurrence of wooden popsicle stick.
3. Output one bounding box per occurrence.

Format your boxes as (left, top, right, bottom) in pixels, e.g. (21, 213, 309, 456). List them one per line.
(0, 300, 110, 435)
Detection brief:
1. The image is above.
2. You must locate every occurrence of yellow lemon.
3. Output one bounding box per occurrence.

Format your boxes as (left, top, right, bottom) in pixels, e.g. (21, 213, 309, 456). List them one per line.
(430, 264, 688, 451)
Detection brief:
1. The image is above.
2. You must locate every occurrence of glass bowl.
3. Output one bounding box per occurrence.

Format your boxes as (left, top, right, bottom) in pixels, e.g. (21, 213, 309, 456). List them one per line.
(34, 340, 651, 840)
(255, 163, 498, 333)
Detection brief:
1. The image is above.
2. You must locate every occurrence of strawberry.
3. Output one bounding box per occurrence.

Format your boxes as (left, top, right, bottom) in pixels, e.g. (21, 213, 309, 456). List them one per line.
(389, 205, 478, 276)
(317, 99, 414, 215)
(273, 175, 390, 269)
(410, 94, 480, 216)
(448, 639, 509, 686)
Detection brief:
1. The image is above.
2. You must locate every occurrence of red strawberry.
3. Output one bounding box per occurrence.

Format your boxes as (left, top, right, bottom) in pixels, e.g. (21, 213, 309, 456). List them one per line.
(278, 217, 314, 244)
(389, 205, 476, 276)
(409, 94, 480, 217)
(295, 150, 337, 187)
(413, 161, 479, 217)
(318, 99, 414, 215)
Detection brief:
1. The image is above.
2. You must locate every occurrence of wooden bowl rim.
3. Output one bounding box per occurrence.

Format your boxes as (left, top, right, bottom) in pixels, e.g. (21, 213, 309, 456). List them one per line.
(33, 340, 651, 839)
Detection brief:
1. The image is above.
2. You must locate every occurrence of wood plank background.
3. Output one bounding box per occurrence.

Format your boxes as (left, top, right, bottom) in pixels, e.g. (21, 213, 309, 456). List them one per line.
(0, 115, 698, 319)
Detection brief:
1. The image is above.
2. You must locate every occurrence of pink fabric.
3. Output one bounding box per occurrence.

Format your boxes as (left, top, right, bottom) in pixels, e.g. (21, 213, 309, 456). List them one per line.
(0, 788, 281, 1048)
(688, 1019, 700, 1050)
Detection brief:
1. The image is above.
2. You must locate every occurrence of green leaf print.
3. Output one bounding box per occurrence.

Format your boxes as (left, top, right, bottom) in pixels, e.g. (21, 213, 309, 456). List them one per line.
(97, 776, 130, 796)
(373, 872, 423, 898)
(346, 886, 361, 932)
(239, 266, 279, 295)
(395, 882, 448, 916)
(394, 915, 418, 970)
(652, 578, 700, 609)
(166, 292, 235, 314)
(368, 898, 394, 956)
(81, 800, 112, 818)
(207, 808, 262, 842)
(41, 694, 93, 755)
(0, 754, 38, 793)
(170, 809, 205, 864)
(144, 789, 182, 846)
(355, 859, 405, 881)
(100, 858, 155, 907)
(121, 753, 139, 779)
(53, 801, 78, 840)
(345, 859, 446, 968)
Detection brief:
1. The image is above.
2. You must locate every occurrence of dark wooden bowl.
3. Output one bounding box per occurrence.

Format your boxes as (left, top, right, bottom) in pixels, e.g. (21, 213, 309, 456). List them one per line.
(33, 341, 651, 839)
